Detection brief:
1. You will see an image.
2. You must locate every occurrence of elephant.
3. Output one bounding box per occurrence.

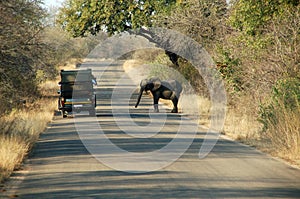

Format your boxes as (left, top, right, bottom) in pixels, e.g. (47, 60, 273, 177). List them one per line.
(135, 77, 182, 113)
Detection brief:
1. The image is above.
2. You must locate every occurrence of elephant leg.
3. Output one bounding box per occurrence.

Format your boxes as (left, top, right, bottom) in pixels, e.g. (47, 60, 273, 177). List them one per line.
(171, 97, 178, 113)
(154, 104, 159, 112)
(153, 96, 159, 112)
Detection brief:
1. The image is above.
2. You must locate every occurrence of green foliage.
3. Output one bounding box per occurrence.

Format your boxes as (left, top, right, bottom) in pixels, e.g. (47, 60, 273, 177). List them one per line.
(151, 0, 228, 96)
(0, 0, 47, 114)
(57, 0, 177, 37)
(258, 78, 300, 159)
(157, 0, 228, 49)
(259, 77, 300, 131)
(149, 50, 212, 97)
(229, 0, 299, 36)
(148, 53, 197, 93)
(225, 1, 300, 103)
(216, 49, 243, 94)
(0, 1, 102, 115)
(42, 26, 106, 66)
(170, 58, 209, 96)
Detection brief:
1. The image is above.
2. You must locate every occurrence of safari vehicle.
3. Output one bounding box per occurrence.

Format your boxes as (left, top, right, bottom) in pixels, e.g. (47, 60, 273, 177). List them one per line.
(58, 69, 96, 118)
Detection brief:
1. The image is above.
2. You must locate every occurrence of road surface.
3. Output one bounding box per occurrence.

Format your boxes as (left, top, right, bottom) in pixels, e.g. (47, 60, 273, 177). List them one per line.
(1, 60, 300, 198)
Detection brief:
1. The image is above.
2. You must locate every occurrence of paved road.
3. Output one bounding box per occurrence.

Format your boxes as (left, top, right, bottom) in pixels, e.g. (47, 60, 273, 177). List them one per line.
(2, 60, 300, 198)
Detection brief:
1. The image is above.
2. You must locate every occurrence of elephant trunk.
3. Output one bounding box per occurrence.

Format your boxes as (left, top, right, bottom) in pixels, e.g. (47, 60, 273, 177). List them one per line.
(135, 87, 144, 108)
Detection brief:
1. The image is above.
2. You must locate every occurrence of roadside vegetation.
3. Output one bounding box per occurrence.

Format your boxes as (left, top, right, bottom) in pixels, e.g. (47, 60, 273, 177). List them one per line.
(0, 82, 57, 183)
(165, 0, 300, 165)
(0, 0, 104, 184)
(1, 0, 299, 184)
(58, 0, 300, 166)
(153, 0, 300, 165)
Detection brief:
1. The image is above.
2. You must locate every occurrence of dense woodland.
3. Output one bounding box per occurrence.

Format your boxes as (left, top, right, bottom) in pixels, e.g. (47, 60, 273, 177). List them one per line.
(1, 0, 299, 163)
(0, 0, 103, 114)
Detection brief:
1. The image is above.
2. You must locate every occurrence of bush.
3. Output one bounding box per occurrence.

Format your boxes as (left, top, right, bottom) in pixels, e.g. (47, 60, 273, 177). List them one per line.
(259, 77, 300, 130)
(0, 80, 58, 183)
(258, 77, 300, 160)
(148, 52, 209, 96)
(216, 49, 243, 95)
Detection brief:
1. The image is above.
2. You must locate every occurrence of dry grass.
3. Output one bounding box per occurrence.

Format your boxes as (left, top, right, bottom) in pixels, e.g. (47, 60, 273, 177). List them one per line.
(224, 108, 262, 141)
(0, 81, 57, 183)
(0, 63, 80, 183)
(264, 104, 300, 165)
(0, 136, 29, 181)
(222, 96, 300, 167)
(124, 58, 300, 167)
(61, 58, 80, 70)
(179, 95, 211, 126)
(123, 59, 150, 85)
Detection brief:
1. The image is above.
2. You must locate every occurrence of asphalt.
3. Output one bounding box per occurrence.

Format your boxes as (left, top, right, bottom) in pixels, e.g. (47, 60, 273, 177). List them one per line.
(1, 60, 300, 199)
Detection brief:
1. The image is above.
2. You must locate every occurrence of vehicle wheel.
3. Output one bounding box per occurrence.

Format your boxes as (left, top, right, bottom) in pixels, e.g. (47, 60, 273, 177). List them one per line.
(63, 111, 68, 118)
(58, 99, 61, 110)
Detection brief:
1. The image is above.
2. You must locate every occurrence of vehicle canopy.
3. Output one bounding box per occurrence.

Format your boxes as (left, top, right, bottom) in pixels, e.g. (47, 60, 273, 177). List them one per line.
(60, 69, 94, 83)
(59, 69, 94, 97)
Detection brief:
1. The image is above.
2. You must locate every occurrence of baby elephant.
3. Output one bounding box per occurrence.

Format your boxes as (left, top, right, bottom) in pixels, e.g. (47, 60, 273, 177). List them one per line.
(135, 77, 182, 113)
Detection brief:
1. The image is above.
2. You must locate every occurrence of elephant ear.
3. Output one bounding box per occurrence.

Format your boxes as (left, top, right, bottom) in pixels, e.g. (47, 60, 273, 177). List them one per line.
(151, 77, 161, 91)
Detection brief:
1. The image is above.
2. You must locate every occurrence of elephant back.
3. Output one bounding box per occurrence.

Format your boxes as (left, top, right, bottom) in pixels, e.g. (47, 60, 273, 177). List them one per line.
(162, 80, 182, 95)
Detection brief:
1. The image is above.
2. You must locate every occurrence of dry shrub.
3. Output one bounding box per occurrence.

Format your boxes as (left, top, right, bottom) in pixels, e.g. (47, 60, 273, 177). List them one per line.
(0, 81, 57, 183)
(0, 134, 29, 181)
(123, 59, 150, 85)
(224, 107, 262, 142)
(265, 104, 300, 163)
(257, 77, 300, 165)
(130, 49, 164, 62)
(179, 95, 211, 126)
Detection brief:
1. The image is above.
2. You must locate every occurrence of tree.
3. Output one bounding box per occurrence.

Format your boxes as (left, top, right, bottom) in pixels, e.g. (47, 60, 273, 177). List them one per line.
(156, 0, 228, 49)
(57, 0, 177, 37)
(229, 0, 299, 36)
(0, 0, 48, 113)
(152, 0, 229, 94)
(57, 0, 187, 66)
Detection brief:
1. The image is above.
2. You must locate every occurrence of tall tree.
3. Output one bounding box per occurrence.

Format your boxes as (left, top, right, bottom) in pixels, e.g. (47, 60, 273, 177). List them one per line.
(57, 0, 177, 37)
(57, 0, 183, 65)
(229, 0, 299, 36)
(157, 0, 228, 49)
(0, 0, 47, 113)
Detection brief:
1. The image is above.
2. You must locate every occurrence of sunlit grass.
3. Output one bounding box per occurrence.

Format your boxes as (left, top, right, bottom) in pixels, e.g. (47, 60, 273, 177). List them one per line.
(123, 57, 300, 167)
(0, 81, 57, 183)
(264, 102, 300, 165)
(224, 108, 262, 141)
(0, 135, 29, 181)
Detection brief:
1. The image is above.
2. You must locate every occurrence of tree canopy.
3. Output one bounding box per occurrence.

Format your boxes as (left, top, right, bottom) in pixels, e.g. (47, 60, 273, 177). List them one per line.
(57, 0, 177, 37)
(229, 0, 300, 35)
(0, 0, 47, 112)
